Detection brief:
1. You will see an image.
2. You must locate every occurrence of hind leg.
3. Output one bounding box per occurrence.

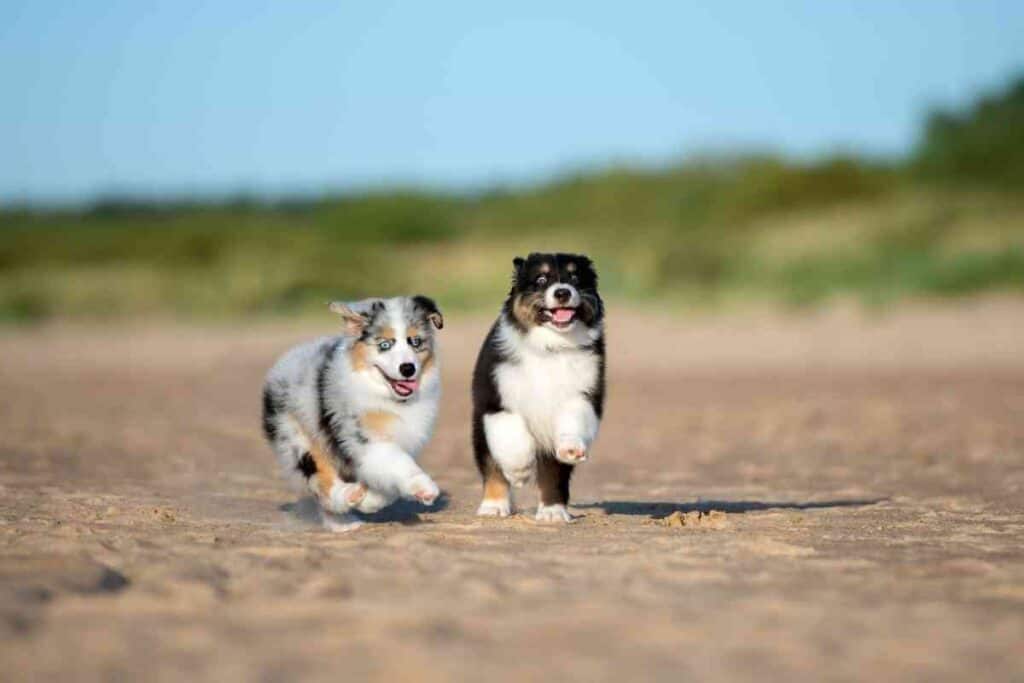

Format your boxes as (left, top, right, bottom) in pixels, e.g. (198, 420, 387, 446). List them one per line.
(301, 443, 367, 513)
(268, 413, 366, 514)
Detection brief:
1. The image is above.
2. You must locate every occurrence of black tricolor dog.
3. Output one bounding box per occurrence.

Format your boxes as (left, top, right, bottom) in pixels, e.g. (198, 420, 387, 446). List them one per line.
(471, 252, 605, 522)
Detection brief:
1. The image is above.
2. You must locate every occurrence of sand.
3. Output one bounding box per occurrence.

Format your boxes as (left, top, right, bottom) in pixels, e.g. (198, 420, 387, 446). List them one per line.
(1, 298, 1023, 681)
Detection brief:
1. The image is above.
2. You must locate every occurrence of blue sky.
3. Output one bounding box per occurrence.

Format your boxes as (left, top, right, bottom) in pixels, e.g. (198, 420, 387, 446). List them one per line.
(2, 1, 1022, 203)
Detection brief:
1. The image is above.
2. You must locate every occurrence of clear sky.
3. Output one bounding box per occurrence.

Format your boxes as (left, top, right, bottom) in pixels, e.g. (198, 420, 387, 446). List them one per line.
(2, 1, 1022, 203)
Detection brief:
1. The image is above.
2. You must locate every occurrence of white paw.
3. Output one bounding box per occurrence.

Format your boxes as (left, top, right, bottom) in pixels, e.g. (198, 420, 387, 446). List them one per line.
(325, 481, 366, 513)
(404, 473, 440, 506)
(476, 498, 512, 517)
(555, 436, 588, 464)
(354, 487, 394, 514)
(321, 511, 364, 533)
(535, 503, 573, 523)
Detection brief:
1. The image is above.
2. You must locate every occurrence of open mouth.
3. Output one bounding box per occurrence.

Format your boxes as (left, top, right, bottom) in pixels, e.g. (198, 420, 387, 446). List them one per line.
(541, 307, 577, 330)
(378, 369, 418, 397)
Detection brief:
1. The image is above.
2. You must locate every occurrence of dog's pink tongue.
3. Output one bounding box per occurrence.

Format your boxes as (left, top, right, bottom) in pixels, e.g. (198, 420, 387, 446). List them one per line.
(394, 379, 418, 395)
(552, 308, 575, 323)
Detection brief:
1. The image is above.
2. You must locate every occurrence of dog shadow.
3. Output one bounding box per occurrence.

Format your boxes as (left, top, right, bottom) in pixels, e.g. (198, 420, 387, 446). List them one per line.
(279, 491, 450, 527)
(576, 497, 886, 520)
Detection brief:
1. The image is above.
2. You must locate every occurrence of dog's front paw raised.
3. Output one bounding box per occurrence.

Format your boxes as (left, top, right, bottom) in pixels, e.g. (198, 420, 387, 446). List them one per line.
(325, 481, 367, 513)
(555, 436, 588, 464)
(403, 473, 440, 506)
(535, 503, 573, 523)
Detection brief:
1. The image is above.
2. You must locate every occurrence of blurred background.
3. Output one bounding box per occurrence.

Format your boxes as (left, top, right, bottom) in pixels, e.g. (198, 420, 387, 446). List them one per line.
(2, 1, 1022, 322)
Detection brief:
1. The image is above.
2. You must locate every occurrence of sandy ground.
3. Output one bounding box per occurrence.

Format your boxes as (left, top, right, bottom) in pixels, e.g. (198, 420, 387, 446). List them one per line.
(1, 298, 1023, 682)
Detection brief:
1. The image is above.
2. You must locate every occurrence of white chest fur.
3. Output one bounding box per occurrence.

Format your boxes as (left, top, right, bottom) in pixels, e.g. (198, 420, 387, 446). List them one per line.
(389, 398, 438, 456)
(493, 337, 599, 451)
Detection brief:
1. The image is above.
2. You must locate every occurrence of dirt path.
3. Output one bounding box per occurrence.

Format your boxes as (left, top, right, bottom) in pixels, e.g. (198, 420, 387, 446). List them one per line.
(1, 299, 1023, 681)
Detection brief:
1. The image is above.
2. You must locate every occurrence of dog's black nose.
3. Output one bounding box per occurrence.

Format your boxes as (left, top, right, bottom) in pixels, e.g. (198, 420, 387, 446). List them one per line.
(553, 287, 572, 303)
(399, 362, 416, 378)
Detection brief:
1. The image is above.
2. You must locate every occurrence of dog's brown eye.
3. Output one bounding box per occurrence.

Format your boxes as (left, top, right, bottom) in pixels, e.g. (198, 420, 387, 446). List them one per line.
(408, 336, 423, 349)
(536, 275, 548, 286)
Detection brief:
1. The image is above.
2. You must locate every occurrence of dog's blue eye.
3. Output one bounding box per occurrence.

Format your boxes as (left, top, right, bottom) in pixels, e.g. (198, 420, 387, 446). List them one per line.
(408, 336, 423, 349)
(378, 340, 393, 352)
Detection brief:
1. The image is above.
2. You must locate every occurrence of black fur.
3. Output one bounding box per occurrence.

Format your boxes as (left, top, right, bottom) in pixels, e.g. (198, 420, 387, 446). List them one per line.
(261, 385, 283, 442)
(356, 300, 388, 342)
(537, 455, 574, 506)
(316, 339, 357, 481)
(584, 334, 606, 419)
(296, 453, 317, 478)
(412, 295, 444, 330)
(471, 321, 510, 478)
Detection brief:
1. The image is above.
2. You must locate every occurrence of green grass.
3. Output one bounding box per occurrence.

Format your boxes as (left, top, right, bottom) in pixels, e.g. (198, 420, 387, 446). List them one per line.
(1, 156, 1022, 323)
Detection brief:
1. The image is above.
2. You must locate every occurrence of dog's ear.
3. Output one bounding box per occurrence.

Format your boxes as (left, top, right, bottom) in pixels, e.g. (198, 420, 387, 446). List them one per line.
(512, 256, 526, 283)
(329, 299, 380, 336)
(412, 295, 443, 330)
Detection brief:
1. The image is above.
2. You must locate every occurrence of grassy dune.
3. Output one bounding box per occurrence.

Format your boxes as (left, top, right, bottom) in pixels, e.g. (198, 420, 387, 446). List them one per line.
(2, 158, 1022, 323)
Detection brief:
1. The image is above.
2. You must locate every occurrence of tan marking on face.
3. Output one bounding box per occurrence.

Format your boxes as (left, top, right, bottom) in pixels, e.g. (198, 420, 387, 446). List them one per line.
(482, 466, 510, 502)
(360, 410, 399, 440)
(377, 326, 395, 341)
(512, 292, 543, 328)
(419, 348, 435, 375)
(406, 325, 421, 339)
(350, 340, 371, 371)
(566, 261, 577, 272)
(307, 439, 340, 499)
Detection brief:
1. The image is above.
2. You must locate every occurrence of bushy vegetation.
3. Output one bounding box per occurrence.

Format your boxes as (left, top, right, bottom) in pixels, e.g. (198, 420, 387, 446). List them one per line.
(1, 77, 1022, 322)
(913, 76, 1024, 189)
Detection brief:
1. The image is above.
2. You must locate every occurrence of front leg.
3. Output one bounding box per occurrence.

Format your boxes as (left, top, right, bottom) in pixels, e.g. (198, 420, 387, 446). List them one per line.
(536, 455, 574, 523)
(356, 442, 440, 505)
(352, 486, 397, 514)
(554, 397, 600, 465)
(483, 411, 536, 487)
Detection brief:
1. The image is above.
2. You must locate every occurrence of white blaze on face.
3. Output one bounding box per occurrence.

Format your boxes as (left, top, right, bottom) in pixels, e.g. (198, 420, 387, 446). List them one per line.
(543, 282, 581, 326)
(374, 298, 420, 398)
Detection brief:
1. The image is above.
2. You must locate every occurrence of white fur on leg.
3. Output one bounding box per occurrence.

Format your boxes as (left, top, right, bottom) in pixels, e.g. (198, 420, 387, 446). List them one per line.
(554, 399, 599, 465)
(321, 480, 365, 513)
(535, 503, 573, 523)
(321, 510, 364, 532)
(405, 472, 440, 505)
(477, 497, 513, 517)
(484, 411, 536, 487)
(354, 487, 396, 514)
(357, 442, 438, 504)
